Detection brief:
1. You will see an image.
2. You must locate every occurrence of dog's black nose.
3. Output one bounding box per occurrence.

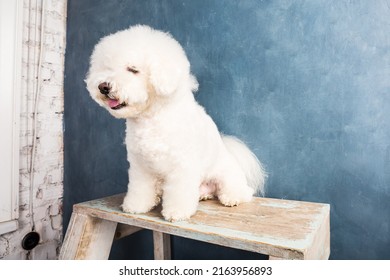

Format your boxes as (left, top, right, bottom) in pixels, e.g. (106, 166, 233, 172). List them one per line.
(98, 82, 111, 95)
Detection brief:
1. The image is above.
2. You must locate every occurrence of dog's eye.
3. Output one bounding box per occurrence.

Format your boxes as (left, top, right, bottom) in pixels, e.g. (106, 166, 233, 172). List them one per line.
(127, 66, 139, 74)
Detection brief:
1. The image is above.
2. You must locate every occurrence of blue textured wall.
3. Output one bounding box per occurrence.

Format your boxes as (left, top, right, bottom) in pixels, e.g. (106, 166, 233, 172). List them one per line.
(65, 0, 390, 259)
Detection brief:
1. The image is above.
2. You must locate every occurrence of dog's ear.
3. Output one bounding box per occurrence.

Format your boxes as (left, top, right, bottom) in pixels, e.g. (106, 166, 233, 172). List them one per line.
(148, 55, 190, 96)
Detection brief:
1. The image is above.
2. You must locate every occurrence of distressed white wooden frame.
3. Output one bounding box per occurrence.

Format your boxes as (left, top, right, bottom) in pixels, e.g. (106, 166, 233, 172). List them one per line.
(0, 0, 23, 235)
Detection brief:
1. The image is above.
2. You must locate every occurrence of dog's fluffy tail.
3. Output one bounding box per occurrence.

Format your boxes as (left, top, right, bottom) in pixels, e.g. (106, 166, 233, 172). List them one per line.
(222, 135, 267, 196)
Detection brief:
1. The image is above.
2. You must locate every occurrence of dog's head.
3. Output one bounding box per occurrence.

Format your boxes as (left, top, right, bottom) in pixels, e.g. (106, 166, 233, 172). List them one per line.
(85, 25, 198, 119)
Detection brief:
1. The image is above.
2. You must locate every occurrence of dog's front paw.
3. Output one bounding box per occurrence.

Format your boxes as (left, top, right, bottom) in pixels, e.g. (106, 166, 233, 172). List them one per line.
(161, 207, 196, 222)
(122, 193, 159, 214)
(218, 187, 253, 207)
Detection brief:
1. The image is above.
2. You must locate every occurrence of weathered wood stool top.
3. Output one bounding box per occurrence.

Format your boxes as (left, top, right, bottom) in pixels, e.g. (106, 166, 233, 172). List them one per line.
(60, 193, 330, 260)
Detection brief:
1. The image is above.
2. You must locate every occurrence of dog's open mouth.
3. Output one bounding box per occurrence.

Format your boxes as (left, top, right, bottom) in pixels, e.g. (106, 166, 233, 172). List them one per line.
(107, 98, 126, 110)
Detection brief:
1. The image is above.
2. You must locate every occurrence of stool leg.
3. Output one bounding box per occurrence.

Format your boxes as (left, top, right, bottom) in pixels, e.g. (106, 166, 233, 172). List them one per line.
(153, 231, 171, 260)
(59, 212, 117, 259)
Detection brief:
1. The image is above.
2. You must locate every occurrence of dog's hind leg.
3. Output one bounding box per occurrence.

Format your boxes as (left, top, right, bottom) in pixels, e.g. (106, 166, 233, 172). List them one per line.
(214, 154, 254, 207)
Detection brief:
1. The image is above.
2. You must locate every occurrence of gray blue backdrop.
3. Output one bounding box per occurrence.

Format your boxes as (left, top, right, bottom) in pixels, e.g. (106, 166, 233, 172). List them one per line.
(64, 0, 390, 259)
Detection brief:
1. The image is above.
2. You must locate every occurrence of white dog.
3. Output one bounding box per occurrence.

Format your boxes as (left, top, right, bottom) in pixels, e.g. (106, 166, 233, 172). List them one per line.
(86, 25, 266, 221)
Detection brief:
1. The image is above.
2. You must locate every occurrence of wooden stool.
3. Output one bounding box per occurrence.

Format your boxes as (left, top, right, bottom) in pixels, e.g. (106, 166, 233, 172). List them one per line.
(59, 193, 330, 260)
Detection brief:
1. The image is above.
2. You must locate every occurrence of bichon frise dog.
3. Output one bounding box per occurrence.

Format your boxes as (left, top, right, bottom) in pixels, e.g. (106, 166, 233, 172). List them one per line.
(86, 25, 266, 222)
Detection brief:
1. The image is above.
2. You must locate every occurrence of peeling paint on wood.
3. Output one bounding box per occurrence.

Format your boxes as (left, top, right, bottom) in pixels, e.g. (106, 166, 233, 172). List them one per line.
(61, 193, 330, 260)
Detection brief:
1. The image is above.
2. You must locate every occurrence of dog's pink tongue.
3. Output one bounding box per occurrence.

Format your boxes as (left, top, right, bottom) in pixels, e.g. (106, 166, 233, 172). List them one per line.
(108, 99, 120, 108)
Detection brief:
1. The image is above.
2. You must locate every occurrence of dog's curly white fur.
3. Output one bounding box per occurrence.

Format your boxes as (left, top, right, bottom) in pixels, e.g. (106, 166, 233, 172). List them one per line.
(86, 25, 266, 222)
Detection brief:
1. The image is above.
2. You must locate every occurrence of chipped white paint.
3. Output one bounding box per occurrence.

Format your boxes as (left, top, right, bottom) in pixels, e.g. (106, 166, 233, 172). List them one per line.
(60, 194, 330, 260)
(260, 201, 300, 209)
